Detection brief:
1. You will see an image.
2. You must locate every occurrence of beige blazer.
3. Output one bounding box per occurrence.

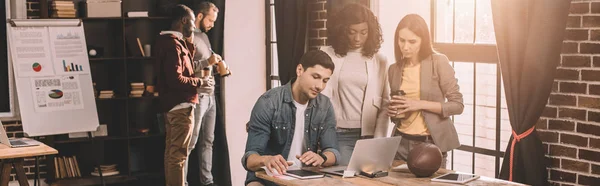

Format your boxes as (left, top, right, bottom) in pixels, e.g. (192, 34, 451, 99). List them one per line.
(320, 46, 392, 138)
(387, 54, 463, 152)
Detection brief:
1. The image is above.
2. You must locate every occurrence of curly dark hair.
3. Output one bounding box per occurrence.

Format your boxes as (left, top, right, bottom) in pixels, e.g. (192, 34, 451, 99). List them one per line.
(327, 3, 382, 58)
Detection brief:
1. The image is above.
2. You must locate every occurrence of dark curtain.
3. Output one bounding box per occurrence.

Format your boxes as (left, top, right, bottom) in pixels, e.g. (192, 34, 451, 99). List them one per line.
(491, 0, 571, 185)
(1, 1, 10, 113)
(184, 1, 231, 186)
(275, 0, 308, 84)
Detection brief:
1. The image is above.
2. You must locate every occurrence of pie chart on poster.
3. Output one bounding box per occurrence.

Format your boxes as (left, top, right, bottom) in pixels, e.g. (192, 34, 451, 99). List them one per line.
(32, 62, 42, 72)
(48, 90, 64, 99)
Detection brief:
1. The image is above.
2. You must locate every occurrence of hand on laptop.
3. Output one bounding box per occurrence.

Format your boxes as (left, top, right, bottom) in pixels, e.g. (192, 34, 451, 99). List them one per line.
(262, 155, 292, 175)
(296, 151, 324, 167)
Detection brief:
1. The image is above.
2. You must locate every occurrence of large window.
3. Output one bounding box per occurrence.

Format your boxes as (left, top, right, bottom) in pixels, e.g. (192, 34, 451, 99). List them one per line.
(266, 0, 281, 90)
(376, 0, 510, 178)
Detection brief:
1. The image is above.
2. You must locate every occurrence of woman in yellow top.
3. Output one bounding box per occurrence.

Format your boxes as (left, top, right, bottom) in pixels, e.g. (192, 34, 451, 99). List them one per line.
(387, 14, 464, 168)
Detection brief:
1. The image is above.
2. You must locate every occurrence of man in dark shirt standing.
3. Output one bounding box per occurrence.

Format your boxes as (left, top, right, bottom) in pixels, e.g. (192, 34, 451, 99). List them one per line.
(153, 4, 208, 186)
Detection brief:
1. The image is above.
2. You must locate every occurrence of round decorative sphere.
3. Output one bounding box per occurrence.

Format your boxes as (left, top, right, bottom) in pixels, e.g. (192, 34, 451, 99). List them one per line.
(89, 49, 97, 56)
(407, 143, 443, 177)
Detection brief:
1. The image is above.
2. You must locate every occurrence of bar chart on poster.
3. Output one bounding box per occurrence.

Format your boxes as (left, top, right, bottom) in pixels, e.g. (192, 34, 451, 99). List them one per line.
(6, 19, 98, 136)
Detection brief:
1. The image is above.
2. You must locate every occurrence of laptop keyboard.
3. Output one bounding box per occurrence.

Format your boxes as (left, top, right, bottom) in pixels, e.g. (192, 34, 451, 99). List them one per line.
(9, 139, 27, 146)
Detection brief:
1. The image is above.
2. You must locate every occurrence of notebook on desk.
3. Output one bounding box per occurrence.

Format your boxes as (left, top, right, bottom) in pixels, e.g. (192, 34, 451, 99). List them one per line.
(0, 121, 39, 148)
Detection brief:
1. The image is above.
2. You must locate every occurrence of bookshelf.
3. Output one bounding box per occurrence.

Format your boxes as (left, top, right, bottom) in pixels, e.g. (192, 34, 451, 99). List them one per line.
(43, 0, 172, 185)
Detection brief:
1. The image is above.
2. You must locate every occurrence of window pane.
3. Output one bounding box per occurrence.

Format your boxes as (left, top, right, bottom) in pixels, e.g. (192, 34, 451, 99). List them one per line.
(271, 43, 279, 76)
(453, 62, 474, 146)
(475, 0, 496, 44)
(500, 77, 510, 150)
(454, 0, 475, 43)
(474, 63, 497, 150)
(475, 153, 496, 178)
(435, 0, 454, 43)
(270, 43, 280, 89)
(270, 5, 277, 42)
(453, 150, 473, 173)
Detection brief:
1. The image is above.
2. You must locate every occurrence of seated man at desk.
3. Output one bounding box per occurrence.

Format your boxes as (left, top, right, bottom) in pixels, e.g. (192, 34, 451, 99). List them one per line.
(242, 50, 340, 186)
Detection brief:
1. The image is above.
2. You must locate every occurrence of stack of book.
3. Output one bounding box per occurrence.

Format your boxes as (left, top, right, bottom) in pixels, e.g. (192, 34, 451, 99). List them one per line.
(92, 164, 119, 176)
(50, 0, 77, 18)
(130, 82, 144, 97)
(98, 90, 114, 99)
(54, 156, 82, 179)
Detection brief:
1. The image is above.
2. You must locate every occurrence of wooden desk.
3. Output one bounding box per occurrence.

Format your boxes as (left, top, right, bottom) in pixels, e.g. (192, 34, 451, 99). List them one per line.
(0, 143, 58, 186)
(256, 164, 526, 186)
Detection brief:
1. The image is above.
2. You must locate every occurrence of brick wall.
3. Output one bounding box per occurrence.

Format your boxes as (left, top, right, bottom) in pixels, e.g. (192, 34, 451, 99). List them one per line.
(308, 0, 328, 50)
(539, 1, 600, 185)
(1, 120, 48, 182)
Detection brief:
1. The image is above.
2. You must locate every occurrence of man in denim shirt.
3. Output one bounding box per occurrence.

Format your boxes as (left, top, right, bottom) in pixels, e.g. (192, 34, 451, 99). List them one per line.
(242, 50, 340, 186)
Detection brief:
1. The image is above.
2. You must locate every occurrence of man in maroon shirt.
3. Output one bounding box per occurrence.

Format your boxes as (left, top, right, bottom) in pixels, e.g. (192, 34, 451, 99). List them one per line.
(152, 4, 208, 186)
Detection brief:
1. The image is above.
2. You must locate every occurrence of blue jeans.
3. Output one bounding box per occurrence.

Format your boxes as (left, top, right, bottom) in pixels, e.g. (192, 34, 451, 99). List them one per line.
(184, 94, 216, 185)
(336, 128, 361, 166)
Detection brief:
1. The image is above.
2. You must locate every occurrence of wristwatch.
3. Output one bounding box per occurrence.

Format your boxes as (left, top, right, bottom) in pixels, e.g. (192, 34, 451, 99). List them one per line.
(319, 153, 328, 163)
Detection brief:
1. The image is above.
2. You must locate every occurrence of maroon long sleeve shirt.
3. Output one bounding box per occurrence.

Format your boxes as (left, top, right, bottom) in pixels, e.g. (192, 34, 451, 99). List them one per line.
(153, 34, 200, 113)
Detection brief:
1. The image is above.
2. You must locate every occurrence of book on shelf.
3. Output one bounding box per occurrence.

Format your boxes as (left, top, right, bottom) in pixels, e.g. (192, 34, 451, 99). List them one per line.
(54, 156, 82, 179)
(127, 11, 148, 17)
(54, 157, 60, 178)
(51, 12, 77, 18)
(98, 90, 114, 99)
(50, 0, 76, 18)
(51, 4, 75, 9)
(130, 82, 145, 97)
(73, 156, 82, 177)
(137, 38, 146, 57)
(92, 164, 120, 176)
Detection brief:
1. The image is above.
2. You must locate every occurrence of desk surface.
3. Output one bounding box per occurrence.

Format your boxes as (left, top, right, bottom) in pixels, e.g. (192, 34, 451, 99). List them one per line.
(0, 143, 58, 159)
(256, 165, 526, 186)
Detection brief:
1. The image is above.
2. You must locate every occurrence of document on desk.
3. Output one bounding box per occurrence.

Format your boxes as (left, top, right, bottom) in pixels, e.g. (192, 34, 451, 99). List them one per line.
(261, 161, 297, 181)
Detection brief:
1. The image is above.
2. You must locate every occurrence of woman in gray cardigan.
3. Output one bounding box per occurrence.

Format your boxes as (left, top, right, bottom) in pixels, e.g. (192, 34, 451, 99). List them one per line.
(387, 14, 464, 168)
(320, 3, 391, 166)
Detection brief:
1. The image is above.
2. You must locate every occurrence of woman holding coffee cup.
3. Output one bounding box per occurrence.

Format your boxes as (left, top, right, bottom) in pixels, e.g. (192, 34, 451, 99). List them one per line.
(387, 14, 463, 168)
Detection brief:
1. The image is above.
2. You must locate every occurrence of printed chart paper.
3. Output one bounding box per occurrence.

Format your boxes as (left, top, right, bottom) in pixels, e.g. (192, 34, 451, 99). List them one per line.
(49, 27, 91, 75)
(9, 26, 55, 77)
(30, 75, 84, 112)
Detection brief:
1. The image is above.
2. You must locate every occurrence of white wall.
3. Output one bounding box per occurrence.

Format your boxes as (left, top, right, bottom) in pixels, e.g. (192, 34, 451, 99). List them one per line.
(223, 1, 266, 186)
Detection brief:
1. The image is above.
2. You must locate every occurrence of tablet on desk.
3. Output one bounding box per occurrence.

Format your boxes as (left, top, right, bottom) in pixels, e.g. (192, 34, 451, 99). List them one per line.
(284, 169, 324, 179)
(431, 173, 480, 184)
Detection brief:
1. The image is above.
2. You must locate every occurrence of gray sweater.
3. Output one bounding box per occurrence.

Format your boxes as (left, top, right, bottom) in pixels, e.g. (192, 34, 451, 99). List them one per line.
(192, 31, 215, 95)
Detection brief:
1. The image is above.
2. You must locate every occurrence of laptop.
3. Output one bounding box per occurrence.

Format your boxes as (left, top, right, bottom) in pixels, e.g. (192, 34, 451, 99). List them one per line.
(0, 121, 39, 148)
(321, 136, 402, 176)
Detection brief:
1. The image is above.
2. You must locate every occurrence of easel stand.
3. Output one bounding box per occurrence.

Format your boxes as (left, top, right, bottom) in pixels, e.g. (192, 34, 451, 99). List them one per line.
(88, 132, 105, 186)
(0, 158, 29, 186)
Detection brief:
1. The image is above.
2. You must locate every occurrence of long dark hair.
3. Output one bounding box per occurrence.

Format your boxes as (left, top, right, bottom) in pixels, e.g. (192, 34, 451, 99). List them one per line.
(394, 14, 435, 64)
(327, 3, 382, 58)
